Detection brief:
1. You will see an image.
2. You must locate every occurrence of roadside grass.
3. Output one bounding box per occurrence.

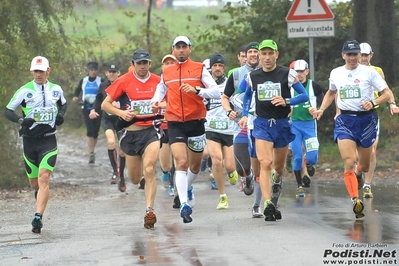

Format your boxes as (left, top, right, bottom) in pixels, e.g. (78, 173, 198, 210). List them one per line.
(64, 4, 230, 58)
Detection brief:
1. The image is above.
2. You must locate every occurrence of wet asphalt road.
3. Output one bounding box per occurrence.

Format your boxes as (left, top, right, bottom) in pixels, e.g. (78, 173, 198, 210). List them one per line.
(1, 134, 398, 266)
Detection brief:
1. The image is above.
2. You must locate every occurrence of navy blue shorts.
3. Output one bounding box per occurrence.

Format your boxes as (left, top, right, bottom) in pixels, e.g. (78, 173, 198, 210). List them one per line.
(252, 117, 295, 148)
(334, 113, 377, 148)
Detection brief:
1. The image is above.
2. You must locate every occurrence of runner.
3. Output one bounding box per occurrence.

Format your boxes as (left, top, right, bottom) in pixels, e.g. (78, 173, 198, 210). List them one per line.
(4, 56, 67, 233)
(205, 52, 238, 209)
(89, 64, 126, 189)
(312, 40, 392, 219)
(151, 36, 220, 223)
(101, 49, 162, 229)
(238, 39, 309, 221)
(72, 62, 104, 164)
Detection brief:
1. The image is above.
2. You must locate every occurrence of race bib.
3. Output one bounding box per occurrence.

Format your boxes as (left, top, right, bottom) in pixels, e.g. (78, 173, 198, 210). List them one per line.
(209, 117, 229, 130)
(32, 106, 57, 124)
(305, 137, 319, 152)
(131, 100, 153, 115)
(339, 85, 361, 99)
(188, 134, 206, 152)
(257, 83, 281, 101)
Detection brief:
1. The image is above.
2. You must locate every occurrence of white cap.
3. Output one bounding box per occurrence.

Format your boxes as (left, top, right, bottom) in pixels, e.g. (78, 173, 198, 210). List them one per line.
(30, 56, 49, 71)
(162, 54, 177, 63)
(360, 42, 372, 54)
(172, 36, 191, 46)
(293, 59, 308, 71)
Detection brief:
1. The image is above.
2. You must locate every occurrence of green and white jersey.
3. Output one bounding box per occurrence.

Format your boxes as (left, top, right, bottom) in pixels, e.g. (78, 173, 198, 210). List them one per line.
(6, 80, 67, 129)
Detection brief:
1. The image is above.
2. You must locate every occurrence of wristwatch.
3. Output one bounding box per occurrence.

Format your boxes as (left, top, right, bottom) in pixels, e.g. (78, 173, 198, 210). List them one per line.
(371, 99, 377, 107)
(389, 101, 396, 105)
(226, 110, 233, 117)
(195, 88, 201, 94)
(285, 98, 291, 106)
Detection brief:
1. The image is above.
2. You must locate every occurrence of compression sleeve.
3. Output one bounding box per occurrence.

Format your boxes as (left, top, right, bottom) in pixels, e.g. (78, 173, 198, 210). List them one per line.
(4, 108, 21, 123)
(57, 102, 68, 117)
(241, 83, 253, 116)
(290, 82, 309, 105)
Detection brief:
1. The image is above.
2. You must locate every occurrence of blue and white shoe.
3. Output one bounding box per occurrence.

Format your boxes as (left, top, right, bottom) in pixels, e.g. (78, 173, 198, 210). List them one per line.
(168, 185, 175, 197)
(161, 172, 170, 188)
(200, 159, 207, 172)
(187, 185, 195, 207)
(180, 202, 193, 223)
(211, 179, 218, 190)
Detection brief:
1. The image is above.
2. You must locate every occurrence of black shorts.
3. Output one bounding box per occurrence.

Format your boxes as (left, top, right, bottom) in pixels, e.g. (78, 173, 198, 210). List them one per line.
(161, 129, 169, 144)
(102, 115, 119, 132)
(119, 127, 161, 156)
(206, 131, 234, 147)
(168, 120, 206, 152)
(23, 134, 58, 177)
(82, 108, 101, 138)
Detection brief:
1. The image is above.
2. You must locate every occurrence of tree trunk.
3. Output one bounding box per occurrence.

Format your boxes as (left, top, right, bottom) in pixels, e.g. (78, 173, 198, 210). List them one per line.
(353, 0, 399, 86)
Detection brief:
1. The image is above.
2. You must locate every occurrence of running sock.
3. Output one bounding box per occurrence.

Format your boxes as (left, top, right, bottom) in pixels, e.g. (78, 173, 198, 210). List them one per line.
(220, 194, 226, 197)
(294, 170, 302, 187)
(175, 170, 188, 204)
(119, 156, 125, 177)
(344, 171, 358, 199)
(108, 149, 118, 174)
(187, 168, 198, 188)
(253, 179, 262, 207)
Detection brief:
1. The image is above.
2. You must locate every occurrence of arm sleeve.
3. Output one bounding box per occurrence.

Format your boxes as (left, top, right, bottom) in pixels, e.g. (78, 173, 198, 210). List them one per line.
(197, 68, 221, 99)
(74, 79, 83, 97)
(223, 74, 235, 97)
(290, 82, 309, 105)
(151, 76, 168, 103)
(93, 83, 106, 112)
(241, 77, 253, 116)
(57, 102, 68, 117)
(4, 108, 21, 123)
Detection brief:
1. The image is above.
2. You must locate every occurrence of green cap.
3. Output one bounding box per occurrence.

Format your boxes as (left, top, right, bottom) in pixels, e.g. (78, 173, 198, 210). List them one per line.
(259, 39, 278, 51)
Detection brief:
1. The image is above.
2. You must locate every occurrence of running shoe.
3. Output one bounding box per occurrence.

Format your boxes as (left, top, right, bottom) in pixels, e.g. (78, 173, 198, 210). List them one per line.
(228, 171, 238, 185)
(352, 197, 365, 219)
(211, 179, 218, 190)
(263, 200, 282, 221)
(216, 196, 229, 210)
(243, 174, 254, 196)
(161, 172, 170, 188)
(180, 202, 193, 223)
(252, 205, 264, 218)
(31, 213, 43, 234)
(306, 164, 315, 177)
(296, 187, 305, 198)
(110, 174, 118, 185)
(302, 175, 311, 188)
(271, 170, 282, 206)
(118, 177, 126, 192)
(187, 185, 195, 207)
(173, 195, 181, 209)
(138, 177, 145, 190)
(89, 152, 95, 164)
(168, 185, 175, 197)
(200, 159, 207, 172)
(363, 186, 373, 198)
(144, 208, 157, 229)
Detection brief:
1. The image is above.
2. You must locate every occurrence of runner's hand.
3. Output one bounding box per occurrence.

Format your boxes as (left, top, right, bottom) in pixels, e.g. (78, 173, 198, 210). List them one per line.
(55, 114, 64, 126)
(19, 118, 35, 127)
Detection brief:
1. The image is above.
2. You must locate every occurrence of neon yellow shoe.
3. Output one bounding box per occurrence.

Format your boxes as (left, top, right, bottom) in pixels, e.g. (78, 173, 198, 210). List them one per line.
(228, 171, 238, 185)
(363, 186, 373, 198)
(217, 196, 229, 210)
